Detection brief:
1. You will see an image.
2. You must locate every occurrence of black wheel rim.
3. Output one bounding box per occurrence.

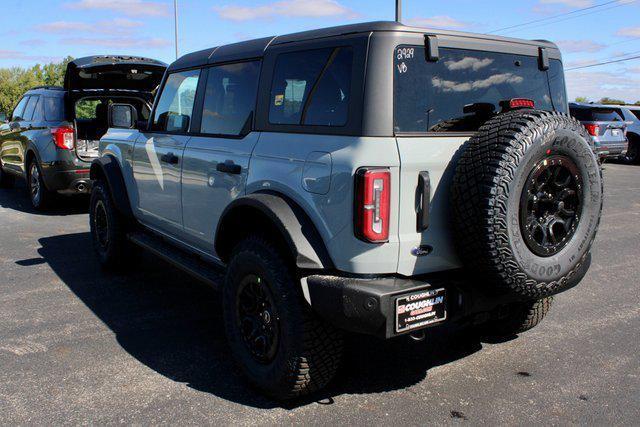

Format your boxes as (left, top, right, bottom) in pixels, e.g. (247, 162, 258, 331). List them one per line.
(236, 274, 279, 364)
(519, 155, 583, 257)
(94, 200, 110, 249)
(29, 163, 41, 205)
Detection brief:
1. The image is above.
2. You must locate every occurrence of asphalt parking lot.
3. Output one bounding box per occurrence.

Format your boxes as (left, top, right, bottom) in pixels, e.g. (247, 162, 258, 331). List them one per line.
(1, 163, 639, 425)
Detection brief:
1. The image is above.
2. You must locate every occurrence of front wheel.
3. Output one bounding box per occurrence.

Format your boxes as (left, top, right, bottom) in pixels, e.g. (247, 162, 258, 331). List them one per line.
(222, 235, 343, 400)
(621, 138, 640, 165)
(0, 163, 15, 188)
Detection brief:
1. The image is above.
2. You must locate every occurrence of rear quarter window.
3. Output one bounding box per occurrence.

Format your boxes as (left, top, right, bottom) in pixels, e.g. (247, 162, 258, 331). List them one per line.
(269, 46, 353, 127)
(394, 47, 565, 133)
(44, 97, 65, 122)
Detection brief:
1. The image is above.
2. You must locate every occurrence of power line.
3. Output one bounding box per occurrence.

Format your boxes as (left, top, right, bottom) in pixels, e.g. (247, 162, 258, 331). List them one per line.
(488, 0, 622, 33)
(566, 54, 640, 70)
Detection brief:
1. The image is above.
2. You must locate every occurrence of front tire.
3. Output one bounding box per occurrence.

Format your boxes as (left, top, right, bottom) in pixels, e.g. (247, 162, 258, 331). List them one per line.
(0, 163, 15, 188)
(222, 235, 343, 400)
(89, 180, 131, 269)
(621, 137, 640, 165)
(27, 160, 54, 209)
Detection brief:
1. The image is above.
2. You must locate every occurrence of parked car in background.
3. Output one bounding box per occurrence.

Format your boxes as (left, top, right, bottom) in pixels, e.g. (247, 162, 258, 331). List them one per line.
(569, 102, 628, 161)
(0, 56, 166, 209)
(619, 105, 640, 164)
(89, 21, 603, 399)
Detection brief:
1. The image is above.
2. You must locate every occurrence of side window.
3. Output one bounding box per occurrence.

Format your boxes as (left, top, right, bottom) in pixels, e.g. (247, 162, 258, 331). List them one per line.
(200, 61, 260, 136)
(76, 99, 101, 119)
(269, 46, 353, 127)
(31, 96, 44, 122)
(152, 69, 201, 133)
(12, 96, 30, 121)
(22, 96, 39, 121)
(44, 97, 65, 122)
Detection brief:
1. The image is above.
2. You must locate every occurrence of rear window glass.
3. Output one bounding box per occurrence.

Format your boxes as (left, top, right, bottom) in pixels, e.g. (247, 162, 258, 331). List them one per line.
(269, 47, 353, 127)
(570, 107, 624, 122)
(201, 61, 260, 136)
(394, 47, 566, 133)
(76, 99, 101, 119)
(44, 97, 65, 121)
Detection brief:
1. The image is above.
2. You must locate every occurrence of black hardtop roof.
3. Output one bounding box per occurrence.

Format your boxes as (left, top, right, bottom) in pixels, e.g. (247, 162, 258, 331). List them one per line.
(168, 20, 560, 72)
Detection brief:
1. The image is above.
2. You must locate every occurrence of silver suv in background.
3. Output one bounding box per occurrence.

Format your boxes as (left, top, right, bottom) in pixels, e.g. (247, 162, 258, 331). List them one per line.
(569, 102, 628, 160)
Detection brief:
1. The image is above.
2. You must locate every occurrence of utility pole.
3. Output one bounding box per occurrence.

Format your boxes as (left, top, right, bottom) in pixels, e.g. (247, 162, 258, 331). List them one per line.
(174, 0, 179, 59)
(395, 0, 402, 22)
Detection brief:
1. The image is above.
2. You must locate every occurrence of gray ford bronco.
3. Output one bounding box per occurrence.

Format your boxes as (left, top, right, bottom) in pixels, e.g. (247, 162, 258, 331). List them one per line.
(89, 21, 603, 399)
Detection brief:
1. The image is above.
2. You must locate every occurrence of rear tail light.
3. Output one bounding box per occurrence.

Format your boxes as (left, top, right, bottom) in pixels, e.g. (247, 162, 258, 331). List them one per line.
(355, 168, 390, 243)
(584, 124, 600, 136)
(51, 126, 75, 150)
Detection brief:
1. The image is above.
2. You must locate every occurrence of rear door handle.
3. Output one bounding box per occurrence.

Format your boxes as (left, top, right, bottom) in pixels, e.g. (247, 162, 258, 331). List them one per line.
(160, 152, 179, 165)
(216, 162, 242, 175)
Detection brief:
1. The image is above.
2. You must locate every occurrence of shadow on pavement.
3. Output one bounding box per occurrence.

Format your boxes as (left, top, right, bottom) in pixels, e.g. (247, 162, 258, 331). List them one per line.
(0, 181, 89, 216)
(37, 232, 486, 409)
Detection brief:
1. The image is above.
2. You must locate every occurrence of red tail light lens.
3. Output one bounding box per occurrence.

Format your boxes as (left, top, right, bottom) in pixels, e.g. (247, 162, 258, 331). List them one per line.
(355, 168, 390, 243)
(584, 124, 600, 136)
(509, 98, 535, 109)
(51, 126, 75, 150)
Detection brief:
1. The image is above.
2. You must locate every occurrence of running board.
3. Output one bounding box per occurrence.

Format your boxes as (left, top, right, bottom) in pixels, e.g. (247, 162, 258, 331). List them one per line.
(127, 231, 224, 290)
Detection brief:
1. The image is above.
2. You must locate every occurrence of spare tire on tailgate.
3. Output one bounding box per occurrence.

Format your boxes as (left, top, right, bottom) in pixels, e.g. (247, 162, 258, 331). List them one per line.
(451, 110, 603, 298)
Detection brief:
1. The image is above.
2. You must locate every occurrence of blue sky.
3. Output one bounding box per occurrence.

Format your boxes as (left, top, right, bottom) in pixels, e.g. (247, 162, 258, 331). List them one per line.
(1, 0, 640, 102)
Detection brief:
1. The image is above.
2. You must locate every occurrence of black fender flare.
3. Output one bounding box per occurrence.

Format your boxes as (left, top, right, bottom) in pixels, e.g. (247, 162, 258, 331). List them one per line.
(215, 192, 334, 270)
(90, 156, 134, 219)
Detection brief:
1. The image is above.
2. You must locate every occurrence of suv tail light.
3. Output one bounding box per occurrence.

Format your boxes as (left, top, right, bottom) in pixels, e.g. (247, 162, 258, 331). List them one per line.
(355, 168, 390, 243)
(584, 124, 600, 136)
(51, 126, 75, 150)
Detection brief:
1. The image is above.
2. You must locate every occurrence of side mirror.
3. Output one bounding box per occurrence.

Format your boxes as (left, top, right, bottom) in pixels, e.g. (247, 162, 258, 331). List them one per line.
(166, 113, 190, 133)
(109, 104, 138, 129)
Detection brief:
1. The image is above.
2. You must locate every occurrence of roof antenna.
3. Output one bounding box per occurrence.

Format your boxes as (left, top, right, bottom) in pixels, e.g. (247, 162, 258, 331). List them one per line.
(395, 0, 402, 22)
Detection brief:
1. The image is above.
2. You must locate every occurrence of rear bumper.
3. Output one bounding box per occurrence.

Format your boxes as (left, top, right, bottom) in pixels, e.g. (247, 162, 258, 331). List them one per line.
(592, 139, 628, 158)
(305, 271, 522, 339)
(40, 161, 92, 194)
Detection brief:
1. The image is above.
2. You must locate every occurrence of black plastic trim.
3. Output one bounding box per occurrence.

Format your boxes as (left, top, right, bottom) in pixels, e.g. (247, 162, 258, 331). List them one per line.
(89, 156, 134, 219)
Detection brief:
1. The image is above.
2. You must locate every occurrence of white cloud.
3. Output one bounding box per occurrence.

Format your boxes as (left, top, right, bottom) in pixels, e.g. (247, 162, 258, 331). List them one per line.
(37, 19, 143, 36)
(538, 0, 594, 7)
(60, 37, 170, 49)
(215, 0, 354, 21)
(617, 27, 640, 37)
(432, 73, 524, 93)
(0, 49, 61, 62)
(445, 57, 494, 71)
(556, 39, 605, 53)
(407, 15, 470, 30)
(65, 0, 169, 17)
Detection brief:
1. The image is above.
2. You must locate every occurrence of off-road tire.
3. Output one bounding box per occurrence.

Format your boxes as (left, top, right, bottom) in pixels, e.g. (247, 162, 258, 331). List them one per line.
(482, 297, 553, 337)
(27, 159, 54, 209)
(89, 180, 132, 269)
(0, 162, 15, 188)
(223, 235, 343, 400)
(452, 110, 603, 299)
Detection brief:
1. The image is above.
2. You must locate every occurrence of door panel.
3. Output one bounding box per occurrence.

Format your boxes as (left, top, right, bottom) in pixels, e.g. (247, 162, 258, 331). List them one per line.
(181, 133, 260, 253)
(133, 133, 189, 234)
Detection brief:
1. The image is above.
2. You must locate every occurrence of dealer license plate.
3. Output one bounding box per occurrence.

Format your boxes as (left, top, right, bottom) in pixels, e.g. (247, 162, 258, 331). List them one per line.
(395, 288, 447, 333)
(612, 129, 621, 137)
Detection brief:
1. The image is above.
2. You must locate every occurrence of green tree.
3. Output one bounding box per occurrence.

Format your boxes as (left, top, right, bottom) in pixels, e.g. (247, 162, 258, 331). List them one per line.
(598, 97, 626, 105)
(0, 56, 73, 117)
(574, 96, 589, 103)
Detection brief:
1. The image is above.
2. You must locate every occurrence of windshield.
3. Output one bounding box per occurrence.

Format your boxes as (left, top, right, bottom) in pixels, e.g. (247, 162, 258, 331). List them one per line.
(570, 107, 624, 122)
(394, 46, 567, 133)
